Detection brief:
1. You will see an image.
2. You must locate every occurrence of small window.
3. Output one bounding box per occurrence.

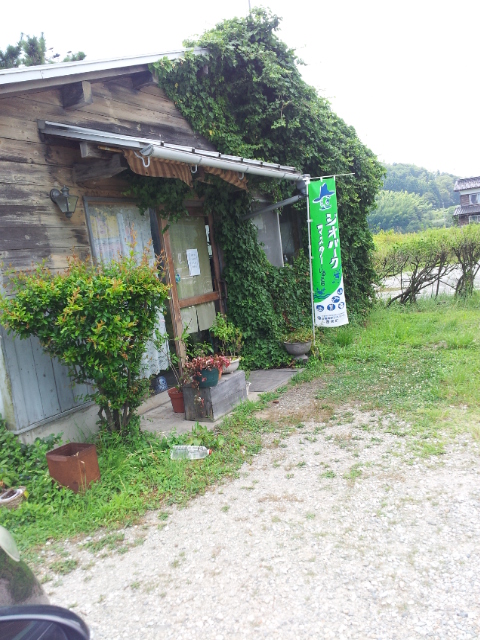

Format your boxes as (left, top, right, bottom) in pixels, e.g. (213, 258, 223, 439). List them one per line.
(469, 214, 480, 224)
(469, 193, 479, 204)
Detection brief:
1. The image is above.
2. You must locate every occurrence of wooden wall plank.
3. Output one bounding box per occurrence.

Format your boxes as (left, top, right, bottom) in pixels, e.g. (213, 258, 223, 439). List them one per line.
(0, 204, 87, 228)
(13, 336, 44, 425)
(0, 138, 80, 167)
(0, 225, 89, 251)
(31, 339, 61, 418)
(0, 159, 74, 186)
(0, 180, 128, 206)
(0, 77, 214, 148)
(0, 247, 91, 271)
(51, 357, 76, 413)
(0, 327, 29, 430)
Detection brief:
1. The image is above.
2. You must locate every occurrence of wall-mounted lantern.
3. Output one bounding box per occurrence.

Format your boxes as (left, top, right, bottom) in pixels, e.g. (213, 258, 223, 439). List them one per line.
(50, 185, 78, 219)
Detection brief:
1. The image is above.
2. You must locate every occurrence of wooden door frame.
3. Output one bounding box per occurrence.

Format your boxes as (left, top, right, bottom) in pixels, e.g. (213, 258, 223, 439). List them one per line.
(156, 206, 224, 361)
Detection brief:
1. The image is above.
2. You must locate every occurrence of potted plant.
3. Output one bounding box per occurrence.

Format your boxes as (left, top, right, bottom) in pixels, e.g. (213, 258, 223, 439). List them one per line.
(210, 313, 243, 374)
(184, 353, 230, 389)
(283, 326, 313, 357)
(154, 329, 188, 414)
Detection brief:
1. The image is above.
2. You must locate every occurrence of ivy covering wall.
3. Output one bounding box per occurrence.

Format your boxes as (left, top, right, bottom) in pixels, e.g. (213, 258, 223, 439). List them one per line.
(129, 9, 384, 369)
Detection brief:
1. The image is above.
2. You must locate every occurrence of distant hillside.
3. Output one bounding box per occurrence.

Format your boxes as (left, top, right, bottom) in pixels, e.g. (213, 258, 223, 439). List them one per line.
(368, 163, 460, 234)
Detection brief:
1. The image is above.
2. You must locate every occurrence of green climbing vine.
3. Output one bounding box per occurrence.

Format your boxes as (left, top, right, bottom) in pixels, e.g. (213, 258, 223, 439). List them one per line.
(127, 9, 384, 368)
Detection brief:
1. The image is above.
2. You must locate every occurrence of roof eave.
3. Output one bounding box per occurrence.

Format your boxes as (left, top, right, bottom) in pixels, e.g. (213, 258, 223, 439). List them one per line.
(0, 49, 207, 97)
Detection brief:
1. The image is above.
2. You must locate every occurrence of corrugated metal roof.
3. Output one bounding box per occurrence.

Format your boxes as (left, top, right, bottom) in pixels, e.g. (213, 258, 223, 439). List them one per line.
(0, 49, 207, 96)
(454, 176, 480, 191)
(454, 204, 480, 216)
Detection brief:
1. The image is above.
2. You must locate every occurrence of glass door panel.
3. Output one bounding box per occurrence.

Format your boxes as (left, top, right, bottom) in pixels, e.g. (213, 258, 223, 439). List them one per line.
(168, 217, 216, 333)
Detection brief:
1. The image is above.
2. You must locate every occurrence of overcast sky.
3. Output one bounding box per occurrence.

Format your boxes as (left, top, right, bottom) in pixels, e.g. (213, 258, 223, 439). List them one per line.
(2, 0, 478, 178)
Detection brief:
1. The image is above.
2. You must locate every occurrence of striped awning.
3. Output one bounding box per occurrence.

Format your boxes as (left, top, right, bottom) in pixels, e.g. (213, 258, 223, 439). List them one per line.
(124, 150, 248, 189)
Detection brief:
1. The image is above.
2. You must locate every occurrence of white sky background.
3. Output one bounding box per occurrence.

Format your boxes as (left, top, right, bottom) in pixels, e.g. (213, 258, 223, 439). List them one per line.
(1, 0, 478, 178)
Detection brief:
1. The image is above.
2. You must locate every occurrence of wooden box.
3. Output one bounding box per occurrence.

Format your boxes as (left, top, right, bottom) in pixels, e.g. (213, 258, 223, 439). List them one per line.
(183, 370, 247, 422)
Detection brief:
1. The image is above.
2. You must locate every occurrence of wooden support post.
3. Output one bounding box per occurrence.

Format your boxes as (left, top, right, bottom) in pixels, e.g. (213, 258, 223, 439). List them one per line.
(208, 211, 225, 314)
(79, 142, 106, 159)
(61, 81, 93, 110)
(158, 216, 186, 364)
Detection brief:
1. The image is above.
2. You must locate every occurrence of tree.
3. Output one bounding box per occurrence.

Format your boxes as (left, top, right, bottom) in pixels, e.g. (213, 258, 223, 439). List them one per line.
(449, 225, 480, 297)
(0, 33, 85, 69)
(369, 190, 434, 233)
(0, 251, 170, 436)
(382, 163, 459, 209)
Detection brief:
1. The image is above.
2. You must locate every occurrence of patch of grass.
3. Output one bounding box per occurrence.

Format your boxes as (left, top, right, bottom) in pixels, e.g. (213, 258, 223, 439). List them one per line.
(321, 470, 336, 479)
(84, 532, 125, 554)
(343, 465, 363, 481)
(221, 505, 230, 512)
(1, 403, 271, 553)
(295, 294, 480, 452)
(50, 559, 78, 575)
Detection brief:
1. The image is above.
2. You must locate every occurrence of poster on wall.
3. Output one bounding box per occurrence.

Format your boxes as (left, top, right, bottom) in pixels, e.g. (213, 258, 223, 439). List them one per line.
(186, 248, 201, 276)
(309, 177, 349, 327)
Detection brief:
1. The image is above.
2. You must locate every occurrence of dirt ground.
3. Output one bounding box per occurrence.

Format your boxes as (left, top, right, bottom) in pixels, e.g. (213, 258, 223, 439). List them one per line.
(43, 381, 480, 639)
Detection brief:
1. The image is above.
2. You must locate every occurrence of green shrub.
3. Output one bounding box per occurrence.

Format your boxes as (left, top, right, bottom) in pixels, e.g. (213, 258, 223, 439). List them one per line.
(0, 250, 170, 435)
(0, 418, 61, 491)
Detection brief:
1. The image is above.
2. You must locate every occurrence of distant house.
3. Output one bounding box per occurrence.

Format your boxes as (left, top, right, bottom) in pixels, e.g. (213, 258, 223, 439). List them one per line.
(453, 176, 480, 225)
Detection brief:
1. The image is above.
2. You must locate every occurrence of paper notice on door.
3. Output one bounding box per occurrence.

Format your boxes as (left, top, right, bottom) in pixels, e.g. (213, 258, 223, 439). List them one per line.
(186, 249, 200, 276)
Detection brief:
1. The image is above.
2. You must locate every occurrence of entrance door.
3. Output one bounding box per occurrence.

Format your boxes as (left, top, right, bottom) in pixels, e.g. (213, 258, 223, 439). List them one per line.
(158, 209, 223, 352)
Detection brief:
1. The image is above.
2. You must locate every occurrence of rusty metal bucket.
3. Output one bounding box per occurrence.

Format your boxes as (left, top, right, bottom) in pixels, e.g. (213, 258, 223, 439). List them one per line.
(46, 443, 100, 493)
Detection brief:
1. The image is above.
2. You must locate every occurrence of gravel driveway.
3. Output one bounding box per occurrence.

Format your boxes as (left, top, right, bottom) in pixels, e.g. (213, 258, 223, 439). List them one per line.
(44, 384, 480, 639)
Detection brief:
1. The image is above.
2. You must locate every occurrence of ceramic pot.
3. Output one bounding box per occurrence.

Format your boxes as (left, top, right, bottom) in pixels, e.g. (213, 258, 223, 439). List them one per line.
(168, 387, 185, 413)
(283, 340, 312, 356)
(194, 368, 219, 388)
(223, 357, 241, 374)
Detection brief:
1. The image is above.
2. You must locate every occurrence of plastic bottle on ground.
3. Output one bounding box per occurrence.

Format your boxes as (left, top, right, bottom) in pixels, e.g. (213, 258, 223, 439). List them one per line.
(170, 445, 212, 460)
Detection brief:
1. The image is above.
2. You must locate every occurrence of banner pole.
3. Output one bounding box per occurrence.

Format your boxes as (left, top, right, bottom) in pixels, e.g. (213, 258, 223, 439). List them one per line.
(306, 179, 316, 347)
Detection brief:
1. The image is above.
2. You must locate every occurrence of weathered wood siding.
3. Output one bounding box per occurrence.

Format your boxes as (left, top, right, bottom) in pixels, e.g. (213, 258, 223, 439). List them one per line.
(0, 76, 210, 273)
(0, 74, 208, 432)
(0, 328, 91, 433)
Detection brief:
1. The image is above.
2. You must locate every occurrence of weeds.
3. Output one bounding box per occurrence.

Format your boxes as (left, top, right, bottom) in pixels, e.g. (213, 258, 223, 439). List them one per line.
(0, 403, 269, 553)
(50, 559, 78, 575)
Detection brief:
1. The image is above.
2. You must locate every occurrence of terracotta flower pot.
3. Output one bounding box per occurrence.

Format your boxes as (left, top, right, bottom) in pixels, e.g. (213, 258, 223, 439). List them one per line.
(168, 387, 185, 413)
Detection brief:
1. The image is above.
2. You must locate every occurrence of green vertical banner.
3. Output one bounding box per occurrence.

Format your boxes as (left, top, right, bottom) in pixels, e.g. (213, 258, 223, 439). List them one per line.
(309, 177, 349, 327)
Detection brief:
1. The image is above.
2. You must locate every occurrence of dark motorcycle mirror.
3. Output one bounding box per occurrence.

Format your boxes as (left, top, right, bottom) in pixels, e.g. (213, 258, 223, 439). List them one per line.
(0, 605, 89, 640)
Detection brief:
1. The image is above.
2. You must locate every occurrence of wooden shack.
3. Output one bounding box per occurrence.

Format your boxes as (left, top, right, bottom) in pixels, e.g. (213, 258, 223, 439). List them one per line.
(0, 52, 304, 441)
